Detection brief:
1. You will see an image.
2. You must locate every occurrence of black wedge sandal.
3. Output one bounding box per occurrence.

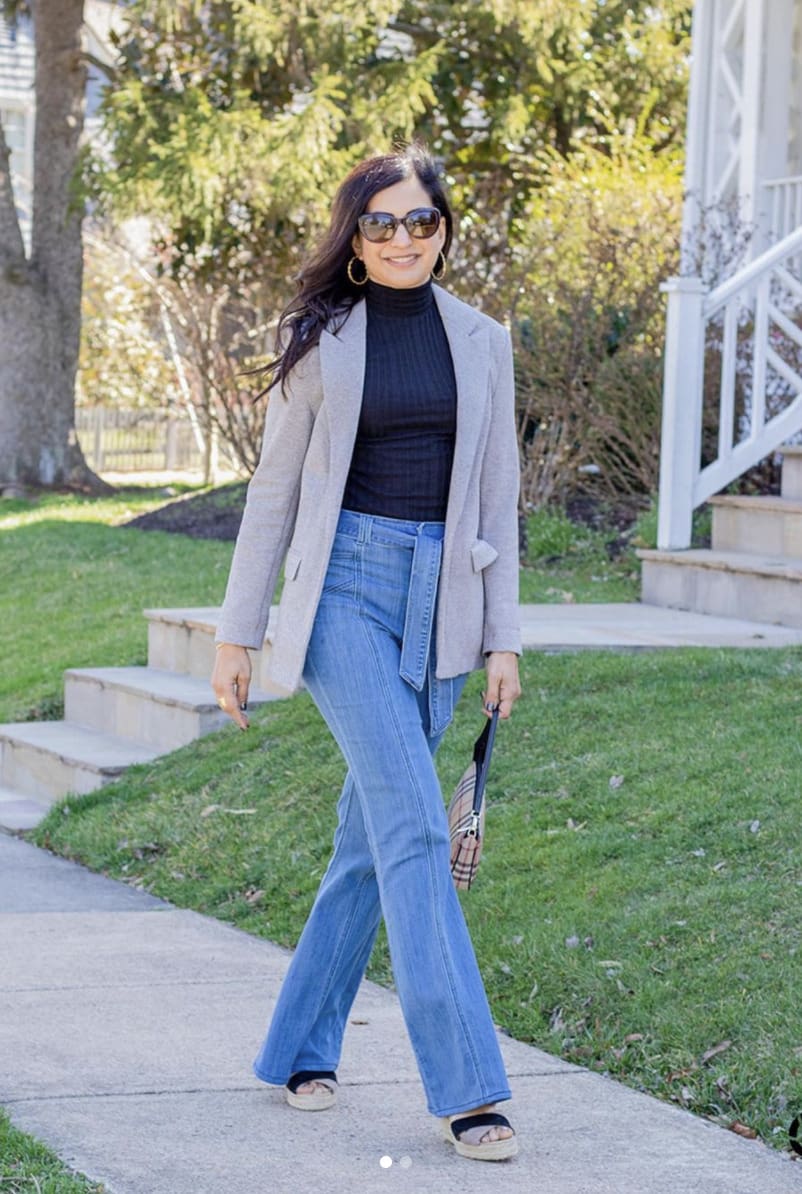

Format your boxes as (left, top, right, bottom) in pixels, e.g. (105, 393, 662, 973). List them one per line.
(285, 1070, 338, 1111)
(442, 1111, 518, 1160)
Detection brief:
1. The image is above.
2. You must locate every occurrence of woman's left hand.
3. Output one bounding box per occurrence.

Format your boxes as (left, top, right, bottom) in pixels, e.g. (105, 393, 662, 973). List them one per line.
(483, 651, 522, 720)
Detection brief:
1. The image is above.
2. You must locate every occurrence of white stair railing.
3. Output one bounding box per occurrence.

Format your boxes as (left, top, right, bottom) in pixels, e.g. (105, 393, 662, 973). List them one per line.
(657, 225, 802, 550)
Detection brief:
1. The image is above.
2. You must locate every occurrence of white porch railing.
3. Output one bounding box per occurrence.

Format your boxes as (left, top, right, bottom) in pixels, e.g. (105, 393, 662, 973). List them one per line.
(657, 224, 802, 549)
(763, 176, 802, 244)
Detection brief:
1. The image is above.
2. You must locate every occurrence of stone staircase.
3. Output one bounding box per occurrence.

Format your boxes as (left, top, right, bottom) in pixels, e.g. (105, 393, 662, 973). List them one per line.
(640, 445, 802, 625)
(0, 608, 283, 832)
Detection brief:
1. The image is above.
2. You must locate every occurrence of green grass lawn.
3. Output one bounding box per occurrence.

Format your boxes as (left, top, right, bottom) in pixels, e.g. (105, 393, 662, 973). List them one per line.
(0, 488, 234, 724)
(6, 485, 802, 1156)
(519, 506, 641, 603)
(0, 1109, 104, 1192)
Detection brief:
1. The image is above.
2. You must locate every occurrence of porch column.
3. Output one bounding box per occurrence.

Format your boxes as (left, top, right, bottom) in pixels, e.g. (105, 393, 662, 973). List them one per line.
(681, 0, 714, 267)
(755, 0, 800, 247)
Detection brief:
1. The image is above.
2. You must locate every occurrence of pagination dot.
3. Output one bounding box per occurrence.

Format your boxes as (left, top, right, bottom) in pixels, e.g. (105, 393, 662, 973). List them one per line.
(379, 1154, 393, 1168)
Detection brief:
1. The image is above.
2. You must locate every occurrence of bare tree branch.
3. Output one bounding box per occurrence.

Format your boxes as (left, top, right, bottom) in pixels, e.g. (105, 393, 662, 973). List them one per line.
(81, 49, 118, 82)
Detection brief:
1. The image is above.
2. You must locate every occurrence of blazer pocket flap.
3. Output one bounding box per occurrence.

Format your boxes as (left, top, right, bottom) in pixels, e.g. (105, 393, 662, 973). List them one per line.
(470, 539, 499, 572)
(284, 547, 302, 581)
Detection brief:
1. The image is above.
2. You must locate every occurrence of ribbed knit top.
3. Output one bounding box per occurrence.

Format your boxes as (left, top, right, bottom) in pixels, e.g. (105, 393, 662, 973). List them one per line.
(341, 280, 457, 521)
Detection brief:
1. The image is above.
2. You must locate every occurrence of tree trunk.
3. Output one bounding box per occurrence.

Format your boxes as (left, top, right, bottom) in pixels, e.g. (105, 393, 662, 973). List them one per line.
(0, 0, 108, 491)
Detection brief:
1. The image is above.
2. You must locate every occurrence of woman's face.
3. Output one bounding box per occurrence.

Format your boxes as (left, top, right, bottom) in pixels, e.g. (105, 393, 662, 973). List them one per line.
(352, 175, 446, 289)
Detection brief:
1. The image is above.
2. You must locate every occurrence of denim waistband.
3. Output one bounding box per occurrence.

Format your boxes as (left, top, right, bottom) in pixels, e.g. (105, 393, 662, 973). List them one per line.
(336, 508, 445, 547)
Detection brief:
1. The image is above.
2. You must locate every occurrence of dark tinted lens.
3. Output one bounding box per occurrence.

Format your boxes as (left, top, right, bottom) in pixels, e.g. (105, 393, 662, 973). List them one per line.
(357, 208, 442, 242)
(357, 212, 397, 242)
(406, 208, 441, 238)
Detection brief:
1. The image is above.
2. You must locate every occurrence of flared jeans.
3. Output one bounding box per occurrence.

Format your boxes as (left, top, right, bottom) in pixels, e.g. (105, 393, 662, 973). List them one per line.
(252, 509, 511, 1117)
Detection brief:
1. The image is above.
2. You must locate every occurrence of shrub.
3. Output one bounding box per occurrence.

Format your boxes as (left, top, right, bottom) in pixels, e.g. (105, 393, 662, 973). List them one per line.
(509, 139, 683, 509)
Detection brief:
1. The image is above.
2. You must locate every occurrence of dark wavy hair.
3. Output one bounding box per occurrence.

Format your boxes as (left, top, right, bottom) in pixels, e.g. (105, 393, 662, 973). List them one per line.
(266, 143, 454, 396)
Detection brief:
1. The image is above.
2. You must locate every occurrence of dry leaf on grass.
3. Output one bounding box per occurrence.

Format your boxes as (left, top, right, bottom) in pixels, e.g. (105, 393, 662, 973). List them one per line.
(729, 1121, 758, 1139)
(702, 1039, 732, 1065)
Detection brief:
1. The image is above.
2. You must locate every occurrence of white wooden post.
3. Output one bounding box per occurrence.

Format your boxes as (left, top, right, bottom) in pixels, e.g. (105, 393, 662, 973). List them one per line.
(738, 0, 767, 233)
(680, 0, 713, 270)
(657, 277, 707, 550)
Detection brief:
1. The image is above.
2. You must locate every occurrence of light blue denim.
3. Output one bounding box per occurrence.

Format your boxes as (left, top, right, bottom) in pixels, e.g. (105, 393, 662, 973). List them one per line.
(252, 509, 511, 1117)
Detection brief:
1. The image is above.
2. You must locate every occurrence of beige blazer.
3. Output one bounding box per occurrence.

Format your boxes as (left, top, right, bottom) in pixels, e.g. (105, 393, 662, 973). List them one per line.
(215, 284, 522, 693)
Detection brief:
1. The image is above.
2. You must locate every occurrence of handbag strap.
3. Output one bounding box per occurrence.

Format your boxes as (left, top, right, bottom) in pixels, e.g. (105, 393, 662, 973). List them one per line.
(471, 706, 499, 815)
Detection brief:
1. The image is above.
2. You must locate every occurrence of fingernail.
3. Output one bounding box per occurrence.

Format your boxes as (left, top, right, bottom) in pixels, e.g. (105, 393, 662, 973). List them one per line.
(240, 702, 247, 711)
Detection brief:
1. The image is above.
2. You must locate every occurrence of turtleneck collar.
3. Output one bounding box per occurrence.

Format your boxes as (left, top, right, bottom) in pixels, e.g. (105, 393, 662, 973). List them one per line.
(365, 279, 434, 317)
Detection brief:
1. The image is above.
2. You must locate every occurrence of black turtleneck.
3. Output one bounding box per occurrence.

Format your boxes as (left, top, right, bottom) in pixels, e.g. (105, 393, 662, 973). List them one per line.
(342, 280, 457, 521)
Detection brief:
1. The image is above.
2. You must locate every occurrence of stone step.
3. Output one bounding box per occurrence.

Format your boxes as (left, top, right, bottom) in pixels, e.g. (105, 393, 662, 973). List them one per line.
(145, 606, 226, 679)
(63, 666, 278, 751)
(780, 444, 802, 500)
(0, 784, 52, 831)
(639, 548, 802, 627)
(145, 606, 289, 695)
(0, 722, 160, 805)
(710, 494, 802, 558)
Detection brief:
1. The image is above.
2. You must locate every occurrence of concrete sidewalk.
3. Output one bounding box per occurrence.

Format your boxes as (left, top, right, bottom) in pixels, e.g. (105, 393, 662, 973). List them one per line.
(2, 834, 800, 1194)
(518, 602, 802, 650)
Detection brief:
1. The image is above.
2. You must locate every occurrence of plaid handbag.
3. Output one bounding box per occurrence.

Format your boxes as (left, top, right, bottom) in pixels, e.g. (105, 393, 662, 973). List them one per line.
(447, 707, 500, 890)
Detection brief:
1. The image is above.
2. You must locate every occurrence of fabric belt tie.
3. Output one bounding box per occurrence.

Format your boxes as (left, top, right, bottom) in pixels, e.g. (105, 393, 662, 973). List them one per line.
(399, 530, 442, 692)
(335, 509, 455, 737)
(399, 530, 453, 737)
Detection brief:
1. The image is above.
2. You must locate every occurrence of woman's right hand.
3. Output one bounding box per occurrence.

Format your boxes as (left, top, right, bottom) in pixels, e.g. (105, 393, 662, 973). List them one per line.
(211, 643, 252, 730)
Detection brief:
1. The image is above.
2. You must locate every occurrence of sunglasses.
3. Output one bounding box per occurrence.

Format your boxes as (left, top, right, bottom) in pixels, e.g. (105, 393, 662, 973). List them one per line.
(357, 206, 442, 243)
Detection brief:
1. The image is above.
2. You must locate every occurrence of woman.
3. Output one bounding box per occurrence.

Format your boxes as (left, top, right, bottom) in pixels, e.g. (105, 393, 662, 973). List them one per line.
(211, 143, 522, 1161)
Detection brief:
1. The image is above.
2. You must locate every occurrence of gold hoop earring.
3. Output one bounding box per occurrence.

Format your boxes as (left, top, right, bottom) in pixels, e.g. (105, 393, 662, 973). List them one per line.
(432, 250, 447, 282)
(347, 256, 368, 286)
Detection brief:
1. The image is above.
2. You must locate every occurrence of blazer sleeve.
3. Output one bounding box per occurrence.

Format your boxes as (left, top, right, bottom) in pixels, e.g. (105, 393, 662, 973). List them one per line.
(214, 351, 321, 649)
(479, 325, 522, 656)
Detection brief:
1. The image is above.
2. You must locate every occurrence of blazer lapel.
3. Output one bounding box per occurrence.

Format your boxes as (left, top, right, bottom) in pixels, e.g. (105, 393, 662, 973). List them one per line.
(433, 286, 491, 526)
(319, 300, 367, 481)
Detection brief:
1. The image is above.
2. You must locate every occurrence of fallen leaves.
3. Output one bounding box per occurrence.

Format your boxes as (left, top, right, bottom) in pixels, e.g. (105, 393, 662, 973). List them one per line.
(549, 1006, 566, 1034)
(201, 804, 257, 817)
(701, 1040, 732, 1065)
(545, 587, 576, 603)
